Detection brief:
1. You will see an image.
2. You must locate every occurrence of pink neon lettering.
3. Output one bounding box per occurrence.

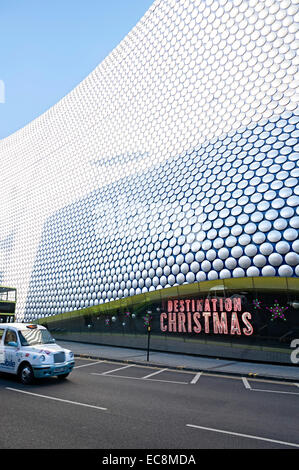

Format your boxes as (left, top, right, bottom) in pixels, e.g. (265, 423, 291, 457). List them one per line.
(187, 312, 192, 333)
(225, 298, 232, 311)
(202, 312, 211, 333)
(242, 312, 254, 336)
(230, 312, 241, 335)
(168, 312, 177, 332)
(213, 312, 228, 335)
(193, 313, 201, 333)
(178, 312, 186, 332)
(233, 297, 242, 312)
(160, 313, 167, 332)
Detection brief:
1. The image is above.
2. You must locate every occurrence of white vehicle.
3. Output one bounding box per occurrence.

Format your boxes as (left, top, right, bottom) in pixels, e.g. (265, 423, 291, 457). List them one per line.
(0, 323, 75, 385)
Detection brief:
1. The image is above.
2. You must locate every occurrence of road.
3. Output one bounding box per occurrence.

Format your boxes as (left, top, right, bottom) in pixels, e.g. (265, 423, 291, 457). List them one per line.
(1, 358, 299, 449)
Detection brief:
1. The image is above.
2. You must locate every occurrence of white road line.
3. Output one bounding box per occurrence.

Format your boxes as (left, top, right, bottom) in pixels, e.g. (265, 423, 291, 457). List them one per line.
(6, 387, 107, 411)
(74, 360, 105, 369)
(101, 364, 134, 375)
(242, 378, 299, 396)
(186, 424, 299, 448)
(142, 368, 168, 379)
(242, 377, 251, 390)
(91, 373, 188, 385)
(145, 377, 188, 385)
(190, 372, 202, 384)
(250, 388, 299, 396)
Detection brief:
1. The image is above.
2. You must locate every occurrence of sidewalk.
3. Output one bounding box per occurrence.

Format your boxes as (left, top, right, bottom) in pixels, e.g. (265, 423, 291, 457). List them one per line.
(59, 340, 299, 382)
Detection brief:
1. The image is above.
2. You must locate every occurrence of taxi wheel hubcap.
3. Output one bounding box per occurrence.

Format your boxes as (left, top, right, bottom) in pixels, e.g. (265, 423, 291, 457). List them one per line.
(21, 367, 32, 383)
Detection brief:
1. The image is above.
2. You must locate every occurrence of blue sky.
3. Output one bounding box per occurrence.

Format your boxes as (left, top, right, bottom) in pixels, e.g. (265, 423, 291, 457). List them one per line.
(0, 0, 154, 139)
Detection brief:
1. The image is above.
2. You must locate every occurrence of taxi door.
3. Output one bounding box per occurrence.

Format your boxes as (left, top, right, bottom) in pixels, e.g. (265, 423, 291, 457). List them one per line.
(0, 327, 5, 371)
(2, 328, 19, 374)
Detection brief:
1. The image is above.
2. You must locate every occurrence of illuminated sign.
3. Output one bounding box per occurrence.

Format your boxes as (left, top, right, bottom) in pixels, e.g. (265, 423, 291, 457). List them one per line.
(160, 297, 253, 336)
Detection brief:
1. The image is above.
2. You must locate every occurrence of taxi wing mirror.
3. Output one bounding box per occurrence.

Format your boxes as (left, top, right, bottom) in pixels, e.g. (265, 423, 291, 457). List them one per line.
(7, 341, 18, 347)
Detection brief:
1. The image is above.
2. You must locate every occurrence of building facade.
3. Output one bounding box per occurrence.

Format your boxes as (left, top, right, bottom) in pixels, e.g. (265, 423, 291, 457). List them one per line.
(0, 0, 298, 362)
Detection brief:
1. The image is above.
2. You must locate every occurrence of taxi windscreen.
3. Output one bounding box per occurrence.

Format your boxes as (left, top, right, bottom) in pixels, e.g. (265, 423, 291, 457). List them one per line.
(18, 328, 56, 346)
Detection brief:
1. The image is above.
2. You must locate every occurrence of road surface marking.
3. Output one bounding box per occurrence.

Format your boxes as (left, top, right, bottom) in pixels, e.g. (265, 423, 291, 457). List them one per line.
(142, 368, 168, 379)
(242, 377, 251, 389)
(186, 424, 299, 448)
(192, 372, 297, 387)
(250, 388, 299, 396)
(242, 378, 299, 395)
(6, 387, 107, 411)
(101, 364, 134, 375)
(147, 377, 189, 385)
(74, 360, 105, 369)
(91, 373, 188, 385)
(190, 372, 202, 384)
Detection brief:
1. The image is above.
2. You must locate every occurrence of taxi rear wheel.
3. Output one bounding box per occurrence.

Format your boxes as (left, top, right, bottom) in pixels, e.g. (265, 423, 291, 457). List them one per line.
(18, 363, 34, 385)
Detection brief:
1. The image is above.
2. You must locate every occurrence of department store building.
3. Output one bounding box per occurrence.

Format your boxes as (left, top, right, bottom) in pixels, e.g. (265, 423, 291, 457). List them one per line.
(0, 0, 298, 364)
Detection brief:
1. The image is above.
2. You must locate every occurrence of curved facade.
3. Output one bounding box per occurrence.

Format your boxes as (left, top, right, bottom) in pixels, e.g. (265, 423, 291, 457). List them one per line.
(0, 0, 298, 323)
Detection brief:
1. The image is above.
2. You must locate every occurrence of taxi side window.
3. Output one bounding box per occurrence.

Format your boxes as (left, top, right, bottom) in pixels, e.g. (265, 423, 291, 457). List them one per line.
(0, 329, 4, 342)
(4, 329, 18, 345)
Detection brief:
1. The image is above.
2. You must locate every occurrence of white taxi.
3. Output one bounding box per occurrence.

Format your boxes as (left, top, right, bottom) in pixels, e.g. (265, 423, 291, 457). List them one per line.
(0, 323, 75, 384)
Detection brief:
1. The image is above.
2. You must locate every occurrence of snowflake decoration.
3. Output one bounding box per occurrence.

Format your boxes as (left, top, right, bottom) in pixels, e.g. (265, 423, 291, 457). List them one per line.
(143, 313, 152, 327)
(266, 300, 288, 321)
(253, 299, 262, 310)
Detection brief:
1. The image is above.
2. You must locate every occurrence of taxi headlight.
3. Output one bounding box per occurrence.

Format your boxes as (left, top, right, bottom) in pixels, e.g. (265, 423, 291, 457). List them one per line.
(40, 355, 46, 362)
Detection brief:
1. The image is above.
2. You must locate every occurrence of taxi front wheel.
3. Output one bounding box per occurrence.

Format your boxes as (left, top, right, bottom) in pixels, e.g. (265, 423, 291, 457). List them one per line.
(18, 363, 34, 385)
